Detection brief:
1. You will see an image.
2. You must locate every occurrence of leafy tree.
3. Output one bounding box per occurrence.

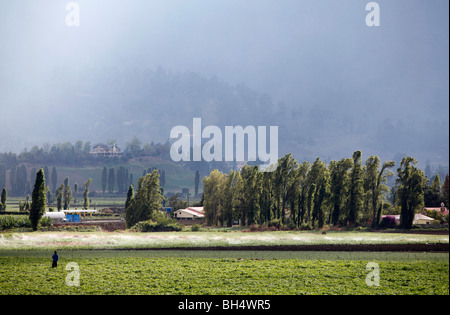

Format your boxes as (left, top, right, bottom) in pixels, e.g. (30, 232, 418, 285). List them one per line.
(313, 177, 329, 228)
(348, 151, 364, 225)
(29, 169, 46, 231)
(424, 179, 442, 207)
(285, 163, 307, 226)
(82, 178, 92, 209)
(442, 174, 449, 207)
(307, 158, 328, 225)
(222, 170, 240, 227)
(364, 156, 395, 228)
(202, 169, 226, 226)
(125, 170, 164, 228)
(166, 193, 187, 211)
(432, 174, 441, 191)
(126, 137, 142, 155)
(240, 165, 261, 226)
(259, 171, 275, 224)
(55, 184, 64, 211)
(296, 162, 311, 226)
(83, 141, 91, 155)
(63, 178, 72, 210)
(329, 158, 352, 226)
(396, 157, 425, 229)
(64, 185, 72, 210)
(306, 183, 316, 225)
(274, 153, 298, 222)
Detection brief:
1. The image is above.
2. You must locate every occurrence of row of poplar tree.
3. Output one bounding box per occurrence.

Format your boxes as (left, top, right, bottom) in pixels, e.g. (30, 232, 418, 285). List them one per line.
(0, 164, 58, 197)
(100, 166, 166, 194)
(202, 151, 435, 229)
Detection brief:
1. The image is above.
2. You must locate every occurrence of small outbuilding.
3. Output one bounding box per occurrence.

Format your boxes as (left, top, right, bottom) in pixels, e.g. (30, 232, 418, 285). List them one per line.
(382, 213, 437, 225)
(174, 207, 204, 220)
(62, 210, 97, 222)
(43, 211, 67, 223)
(413, 213, 436, 225)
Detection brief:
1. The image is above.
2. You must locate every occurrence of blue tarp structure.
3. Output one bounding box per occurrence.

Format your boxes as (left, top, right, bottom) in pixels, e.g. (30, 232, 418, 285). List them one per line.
(66, 214, 80, 222)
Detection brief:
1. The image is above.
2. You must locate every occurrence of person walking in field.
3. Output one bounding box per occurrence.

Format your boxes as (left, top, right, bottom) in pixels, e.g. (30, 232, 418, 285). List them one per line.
(52, 251, 59, 268)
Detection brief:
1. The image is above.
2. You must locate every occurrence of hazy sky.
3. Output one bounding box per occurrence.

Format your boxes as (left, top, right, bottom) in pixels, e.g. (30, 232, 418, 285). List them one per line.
(0, 0, 448, 165)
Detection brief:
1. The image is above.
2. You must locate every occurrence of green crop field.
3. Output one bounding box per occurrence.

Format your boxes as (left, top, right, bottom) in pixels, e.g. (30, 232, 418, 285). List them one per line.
(0, 256, 448, 295)
(1, 230, 448, 295)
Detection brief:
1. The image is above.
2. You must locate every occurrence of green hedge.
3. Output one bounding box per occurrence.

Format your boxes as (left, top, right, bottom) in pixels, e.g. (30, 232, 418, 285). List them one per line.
(0, 216, 52, 230)
(131, 212, 183, 232)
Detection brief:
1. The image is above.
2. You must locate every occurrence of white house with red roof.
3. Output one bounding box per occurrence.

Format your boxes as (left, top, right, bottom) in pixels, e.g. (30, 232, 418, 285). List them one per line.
(174, 207, 205, 220)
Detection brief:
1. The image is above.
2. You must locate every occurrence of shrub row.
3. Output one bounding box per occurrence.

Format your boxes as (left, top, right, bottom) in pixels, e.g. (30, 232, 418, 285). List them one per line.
(0, 216, 52, 230)
(131, 212, 183, 232)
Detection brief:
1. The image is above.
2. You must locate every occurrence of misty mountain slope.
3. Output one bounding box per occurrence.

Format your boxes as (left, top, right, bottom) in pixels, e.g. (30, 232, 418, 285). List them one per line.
(0, 1, 448, 168)
(0, 65, 447, 166)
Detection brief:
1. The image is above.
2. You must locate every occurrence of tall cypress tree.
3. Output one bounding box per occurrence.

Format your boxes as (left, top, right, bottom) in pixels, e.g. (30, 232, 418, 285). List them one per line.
(82, 178, 92, 209)
(51, 167, 57, 192)
(194, 170, 200, 197)
(101, 167, 108, 194)
(108, 168, 115, 193)
(125, 185, 134, 210)
(55, 184, 64, 211)
(29, 169, 46, 231)
(0, 164, 6, 192)
(1, 188, 7, 211)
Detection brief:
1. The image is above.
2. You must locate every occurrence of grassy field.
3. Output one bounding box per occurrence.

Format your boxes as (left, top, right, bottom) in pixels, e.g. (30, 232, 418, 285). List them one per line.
(1, 249, 448, 262)
(0, 255, 448, 295)
(1, 230, 448, 295)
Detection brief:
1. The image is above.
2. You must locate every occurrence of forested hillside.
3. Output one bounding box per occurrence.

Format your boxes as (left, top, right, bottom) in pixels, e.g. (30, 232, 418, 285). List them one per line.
(2, 67, 448, 166)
